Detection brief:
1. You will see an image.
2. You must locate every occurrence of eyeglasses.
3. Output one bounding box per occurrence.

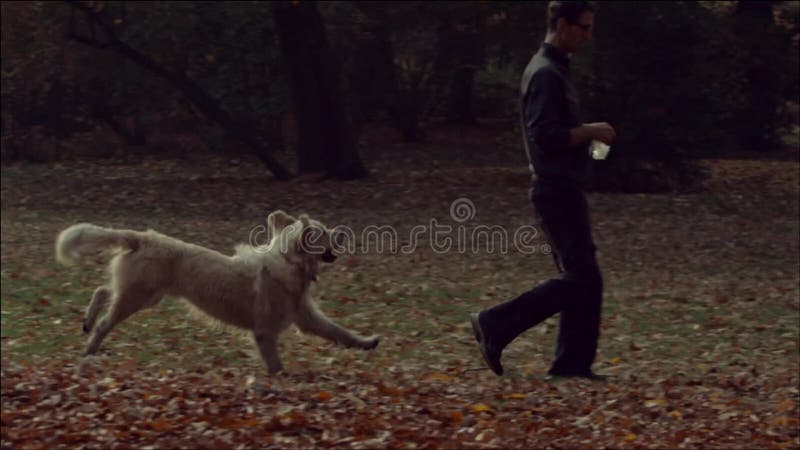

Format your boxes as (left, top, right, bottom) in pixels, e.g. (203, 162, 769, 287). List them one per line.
(572, 23, 592, 32)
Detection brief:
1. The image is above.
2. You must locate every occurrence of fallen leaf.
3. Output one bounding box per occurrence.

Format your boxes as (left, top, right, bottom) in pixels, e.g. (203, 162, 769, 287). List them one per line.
(470, 403, 492, 413)
(772, 416, 799, 427)
(503, 393, 527, 400)
(777, 399, 795, 412)
(422, 372, 453, 382)
(376, 382, 404, 397)
(149, 420, 172, 431)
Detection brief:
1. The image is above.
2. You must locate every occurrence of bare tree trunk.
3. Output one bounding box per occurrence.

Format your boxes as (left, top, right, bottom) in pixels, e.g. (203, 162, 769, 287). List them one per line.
(272, 1, 367, 180)
(438, 23, 483, 125)
(732, 0, 782, 150)
(347, 9, 397, 133)
(353, 3, 427, 143)
(446, 64, 478, 125)
(65, 0, 292, 180)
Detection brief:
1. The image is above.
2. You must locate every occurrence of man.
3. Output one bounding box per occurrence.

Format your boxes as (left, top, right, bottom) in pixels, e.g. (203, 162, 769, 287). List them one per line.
(470, 1, 615, 380)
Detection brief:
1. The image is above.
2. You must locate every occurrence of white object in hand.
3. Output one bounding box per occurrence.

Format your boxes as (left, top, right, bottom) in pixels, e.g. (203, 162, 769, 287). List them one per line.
(590, 140, 610, 160)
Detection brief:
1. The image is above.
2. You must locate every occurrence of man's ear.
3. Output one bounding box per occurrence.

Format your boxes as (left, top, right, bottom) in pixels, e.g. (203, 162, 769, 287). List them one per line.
(555, 17, 567, 33)
(267, 210, 296, 236)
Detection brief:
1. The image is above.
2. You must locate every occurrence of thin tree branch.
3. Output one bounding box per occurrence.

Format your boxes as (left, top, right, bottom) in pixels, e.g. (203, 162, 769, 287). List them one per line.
(64, 0, 293, 180)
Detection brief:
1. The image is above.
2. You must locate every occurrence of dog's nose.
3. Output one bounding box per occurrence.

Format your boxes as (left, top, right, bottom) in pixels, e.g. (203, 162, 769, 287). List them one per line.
(322, 250, 337, 263)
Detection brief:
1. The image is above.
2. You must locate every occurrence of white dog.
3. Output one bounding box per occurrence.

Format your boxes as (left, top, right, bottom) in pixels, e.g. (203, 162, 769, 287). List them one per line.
(55, 211, 379, 374)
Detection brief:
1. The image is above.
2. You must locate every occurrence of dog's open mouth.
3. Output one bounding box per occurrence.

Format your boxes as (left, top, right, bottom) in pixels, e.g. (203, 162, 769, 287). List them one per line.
(321, 249, 337, 263)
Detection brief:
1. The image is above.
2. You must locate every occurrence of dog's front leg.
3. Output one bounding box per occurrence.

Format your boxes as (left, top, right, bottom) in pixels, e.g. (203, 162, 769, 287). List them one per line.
(296, 304, 380, 350)
(253, 331, 283, 374)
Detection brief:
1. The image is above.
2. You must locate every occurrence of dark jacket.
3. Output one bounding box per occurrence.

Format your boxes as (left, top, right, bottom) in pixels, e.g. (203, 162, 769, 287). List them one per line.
(520, 43, 590, 187)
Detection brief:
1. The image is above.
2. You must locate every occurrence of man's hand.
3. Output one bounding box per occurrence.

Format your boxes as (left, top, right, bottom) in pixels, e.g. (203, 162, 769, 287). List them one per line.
(568, 122, 616, 147)
(585, 122, 616, 144)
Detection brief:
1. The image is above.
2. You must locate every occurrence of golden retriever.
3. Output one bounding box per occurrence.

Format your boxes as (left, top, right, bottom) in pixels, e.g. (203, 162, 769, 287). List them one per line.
(55, 210, 379, 374)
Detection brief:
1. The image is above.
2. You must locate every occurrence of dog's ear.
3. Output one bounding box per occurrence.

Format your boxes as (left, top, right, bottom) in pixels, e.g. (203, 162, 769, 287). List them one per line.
(298, 214, 311, 245)
(297, 214, 316, 253)
(267, 210, 296, 236)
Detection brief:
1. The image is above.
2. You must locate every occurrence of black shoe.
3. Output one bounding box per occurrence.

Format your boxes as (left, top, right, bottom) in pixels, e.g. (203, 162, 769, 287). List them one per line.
(546, 370, 608, 382)
(470, 313, 504, 376)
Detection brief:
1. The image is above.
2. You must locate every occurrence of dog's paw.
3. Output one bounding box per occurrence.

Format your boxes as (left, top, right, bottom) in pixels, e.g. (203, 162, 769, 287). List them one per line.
(82, 319, 90, 334)
(362, 335, 380, 350)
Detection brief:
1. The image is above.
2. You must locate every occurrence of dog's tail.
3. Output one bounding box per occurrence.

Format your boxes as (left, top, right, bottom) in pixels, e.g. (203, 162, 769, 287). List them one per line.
(55, 223, 140, 265)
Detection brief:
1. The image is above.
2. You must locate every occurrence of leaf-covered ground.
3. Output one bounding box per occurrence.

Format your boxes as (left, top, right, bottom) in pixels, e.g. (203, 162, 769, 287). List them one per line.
(2, 123, 799, 448)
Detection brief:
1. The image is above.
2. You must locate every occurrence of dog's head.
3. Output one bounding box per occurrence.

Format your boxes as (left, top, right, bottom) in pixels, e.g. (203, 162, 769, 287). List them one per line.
(267, 210, 345, 263)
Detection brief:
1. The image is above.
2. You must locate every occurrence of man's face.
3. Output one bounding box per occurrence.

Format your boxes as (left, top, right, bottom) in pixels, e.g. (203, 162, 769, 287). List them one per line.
(559, 11, 594, 53)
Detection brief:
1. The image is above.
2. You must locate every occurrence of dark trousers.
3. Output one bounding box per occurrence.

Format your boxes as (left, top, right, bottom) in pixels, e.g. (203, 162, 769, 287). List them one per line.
(481, 181, 603, 375)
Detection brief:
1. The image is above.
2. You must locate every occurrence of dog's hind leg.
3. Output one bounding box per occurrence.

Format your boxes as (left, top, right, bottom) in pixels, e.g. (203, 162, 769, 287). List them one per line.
(83, 289, 159, 356)
(253, 330, 284, 374)
(83, 286, 112, 334)
(295, 304, 380, 350)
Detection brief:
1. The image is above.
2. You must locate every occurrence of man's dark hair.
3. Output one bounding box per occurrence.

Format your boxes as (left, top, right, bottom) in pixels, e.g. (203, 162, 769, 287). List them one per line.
(547, 1, 595, 32)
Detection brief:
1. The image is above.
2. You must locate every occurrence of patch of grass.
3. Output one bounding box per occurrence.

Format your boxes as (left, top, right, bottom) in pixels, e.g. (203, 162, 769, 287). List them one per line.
(0, 259, 259, 369)
(2, 157, 798, 400)
(2, 263, 87, 351)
